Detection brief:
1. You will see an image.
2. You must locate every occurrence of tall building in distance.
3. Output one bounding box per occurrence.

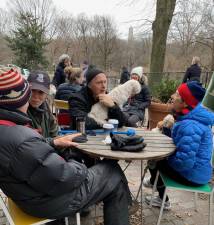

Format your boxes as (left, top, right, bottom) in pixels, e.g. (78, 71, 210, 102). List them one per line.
(127, 26, 135, 70)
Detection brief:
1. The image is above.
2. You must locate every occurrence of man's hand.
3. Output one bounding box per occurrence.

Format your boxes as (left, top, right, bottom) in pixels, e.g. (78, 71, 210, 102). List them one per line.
(157, 121, 164, 129)
(53, 133, 81, 148)
(98, 94, 115, 108)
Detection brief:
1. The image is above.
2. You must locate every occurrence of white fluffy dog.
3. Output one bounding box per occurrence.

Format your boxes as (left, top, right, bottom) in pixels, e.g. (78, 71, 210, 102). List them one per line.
(88, 79, 141, 125)
(151, 114, 175, 133)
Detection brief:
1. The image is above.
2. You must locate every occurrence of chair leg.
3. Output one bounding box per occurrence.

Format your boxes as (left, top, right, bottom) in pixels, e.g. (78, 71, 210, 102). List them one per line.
(150, 171, 159, 208)
(93, 205, 97, 225)
(209, 192, 213, 225)
(76, 212, 81, 225)
(65, 217, 69, 225)
(0, 197, 15, 225)
(194, 192, 198, 211)
(156, 188, 167, 225)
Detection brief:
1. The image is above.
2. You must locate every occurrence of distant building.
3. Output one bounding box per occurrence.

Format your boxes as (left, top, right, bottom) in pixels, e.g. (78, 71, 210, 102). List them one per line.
(127, 27, 135, 70)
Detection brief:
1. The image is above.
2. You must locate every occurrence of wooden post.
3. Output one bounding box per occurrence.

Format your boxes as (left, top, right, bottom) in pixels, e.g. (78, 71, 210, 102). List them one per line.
(202, 72, 214, 112)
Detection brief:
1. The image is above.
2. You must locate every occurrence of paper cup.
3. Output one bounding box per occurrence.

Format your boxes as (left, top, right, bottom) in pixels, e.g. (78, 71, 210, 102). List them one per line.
(108, 119, 119, 131)
(103, 123, 114, 134)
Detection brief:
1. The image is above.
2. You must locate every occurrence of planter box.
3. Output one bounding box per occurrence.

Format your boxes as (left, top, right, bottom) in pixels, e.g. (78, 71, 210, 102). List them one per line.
(148, 102, 173, 130)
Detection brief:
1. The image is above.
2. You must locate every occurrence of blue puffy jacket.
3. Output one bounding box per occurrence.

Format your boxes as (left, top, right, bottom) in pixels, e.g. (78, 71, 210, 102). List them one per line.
(168, 104, 214, 184)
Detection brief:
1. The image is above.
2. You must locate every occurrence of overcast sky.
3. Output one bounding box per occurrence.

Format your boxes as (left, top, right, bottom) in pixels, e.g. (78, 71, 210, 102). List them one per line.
(0, 0, 155, 38)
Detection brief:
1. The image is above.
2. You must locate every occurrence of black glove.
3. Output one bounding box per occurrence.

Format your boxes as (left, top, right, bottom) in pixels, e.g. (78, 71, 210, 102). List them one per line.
(59, 134, 88, 162)
(59, 147, 83, 162)
(72, 134, 88, 143)
(110, 133, 146, 152)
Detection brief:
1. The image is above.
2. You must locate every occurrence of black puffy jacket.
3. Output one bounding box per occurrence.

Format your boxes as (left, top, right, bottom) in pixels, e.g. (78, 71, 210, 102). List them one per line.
(55, 83, 82, 101)
(69, 86, 126, 130)
(182, 64, 201, 83)
(123, 83, 151, 120)
(120, 69, 130, 84)
(0, 107, 88, 218)
(52, 63, 66, 88)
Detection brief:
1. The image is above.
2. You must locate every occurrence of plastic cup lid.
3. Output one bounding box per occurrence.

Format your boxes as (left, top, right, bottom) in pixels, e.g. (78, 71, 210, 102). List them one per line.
(103, 123, 114, 129)
(108, 119, 119, 124)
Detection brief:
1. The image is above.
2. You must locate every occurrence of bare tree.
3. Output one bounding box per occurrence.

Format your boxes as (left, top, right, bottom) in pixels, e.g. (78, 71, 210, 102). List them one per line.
(92, 15, 118, 70)
(194, 1, 214, 70)
(167, 0, 214, 70)
(73, 14, 93, 62)
(0, 8, 12, 34)
(55, 14, 74, 52)
(46, 14, 74, 66)
(169, 0, 207, 57)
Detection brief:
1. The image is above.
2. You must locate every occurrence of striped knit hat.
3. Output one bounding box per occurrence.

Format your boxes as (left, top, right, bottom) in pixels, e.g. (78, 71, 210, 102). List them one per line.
(0, 68, 31, 109)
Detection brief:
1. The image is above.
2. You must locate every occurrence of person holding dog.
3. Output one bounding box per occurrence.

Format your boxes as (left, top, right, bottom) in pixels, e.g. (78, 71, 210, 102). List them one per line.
(69, 67, 126, 130)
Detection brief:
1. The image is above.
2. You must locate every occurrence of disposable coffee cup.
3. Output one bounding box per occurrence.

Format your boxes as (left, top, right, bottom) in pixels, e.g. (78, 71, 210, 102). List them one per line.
(103, 123, 114, 134)
(108, 119, 119, 131)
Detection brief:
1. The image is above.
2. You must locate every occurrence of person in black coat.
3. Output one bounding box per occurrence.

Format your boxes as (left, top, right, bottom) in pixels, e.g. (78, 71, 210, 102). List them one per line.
(69, 68, 126, 130)
(123, 66, 151, 127)
(0, 67, 131, 225)
(52, 54, 71, 88)
(55, 67, 84, 101)
(120, 66, 130, 84)
(182, 56, 201, 83)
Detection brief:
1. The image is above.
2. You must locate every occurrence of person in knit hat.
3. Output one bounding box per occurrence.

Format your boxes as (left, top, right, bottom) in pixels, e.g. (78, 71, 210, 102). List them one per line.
(69, 67, 126, 129)
(0, 67, 131, 225)
(175, 81, 205, 115)
(151, 81, 206, 136)
(0, 68, 31, 110)
(130, 66, 148, 85)
(123, 66, 151, 127)
(144, 81, 214, 210)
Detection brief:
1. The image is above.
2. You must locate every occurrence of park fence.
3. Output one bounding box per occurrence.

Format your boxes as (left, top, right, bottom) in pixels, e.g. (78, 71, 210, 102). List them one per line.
(107, 71, 213, 95)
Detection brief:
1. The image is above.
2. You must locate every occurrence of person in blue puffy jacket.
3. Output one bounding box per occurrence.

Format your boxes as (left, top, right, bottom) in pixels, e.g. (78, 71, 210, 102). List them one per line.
(145, 81, 214, 209)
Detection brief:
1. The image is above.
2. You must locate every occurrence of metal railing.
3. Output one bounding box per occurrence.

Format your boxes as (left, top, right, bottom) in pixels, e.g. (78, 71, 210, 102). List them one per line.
(107, 71, 213, 92)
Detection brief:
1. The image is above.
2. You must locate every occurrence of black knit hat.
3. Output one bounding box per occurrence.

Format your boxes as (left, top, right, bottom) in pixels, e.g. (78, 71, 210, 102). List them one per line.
(86, 68, 104, 85)
(0, 68, 31, 109)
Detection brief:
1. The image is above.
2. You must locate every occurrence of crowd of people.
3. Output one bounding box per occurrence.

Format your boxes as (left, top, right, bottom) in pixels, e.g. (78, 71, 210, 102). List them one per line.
(0, 53, 213, 225)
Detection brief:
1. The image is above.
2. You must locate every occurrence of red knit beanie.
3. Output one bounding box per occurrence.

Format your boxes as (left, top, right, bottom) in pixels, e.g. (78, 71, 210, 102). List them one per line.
(177, 81, 205, 109)
(0, 68, 31, 109)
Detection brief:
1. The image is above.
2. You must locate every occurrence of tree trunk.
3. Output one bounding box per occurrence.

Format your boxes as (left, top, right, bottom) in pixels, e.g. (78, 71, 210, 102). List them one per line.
(150, 0, 176, 75)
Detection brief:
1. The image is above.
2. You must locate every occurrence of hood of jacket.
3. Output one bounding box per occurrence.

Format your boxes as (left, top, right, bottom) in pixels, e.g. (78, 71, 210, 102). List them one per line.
(58, 83, 82, 93)
(177, 104, 214, 126)
(0, 107, 31, 125)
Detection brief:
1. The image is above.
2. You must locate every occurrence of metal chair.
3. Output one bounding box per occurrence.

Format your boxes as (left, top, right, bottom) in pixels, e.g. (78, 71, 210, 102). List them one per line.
(53, 99, 69, 112)
(53, 100, 71, 127)
(150, 171, 214, 225)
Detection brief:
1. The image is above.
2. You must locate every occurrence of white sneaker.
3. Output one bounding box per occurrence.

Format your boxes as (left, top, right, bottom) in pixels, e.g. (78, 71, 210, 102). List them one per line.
(145, 195, 171, 210)
(143, 177, 154, 189)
